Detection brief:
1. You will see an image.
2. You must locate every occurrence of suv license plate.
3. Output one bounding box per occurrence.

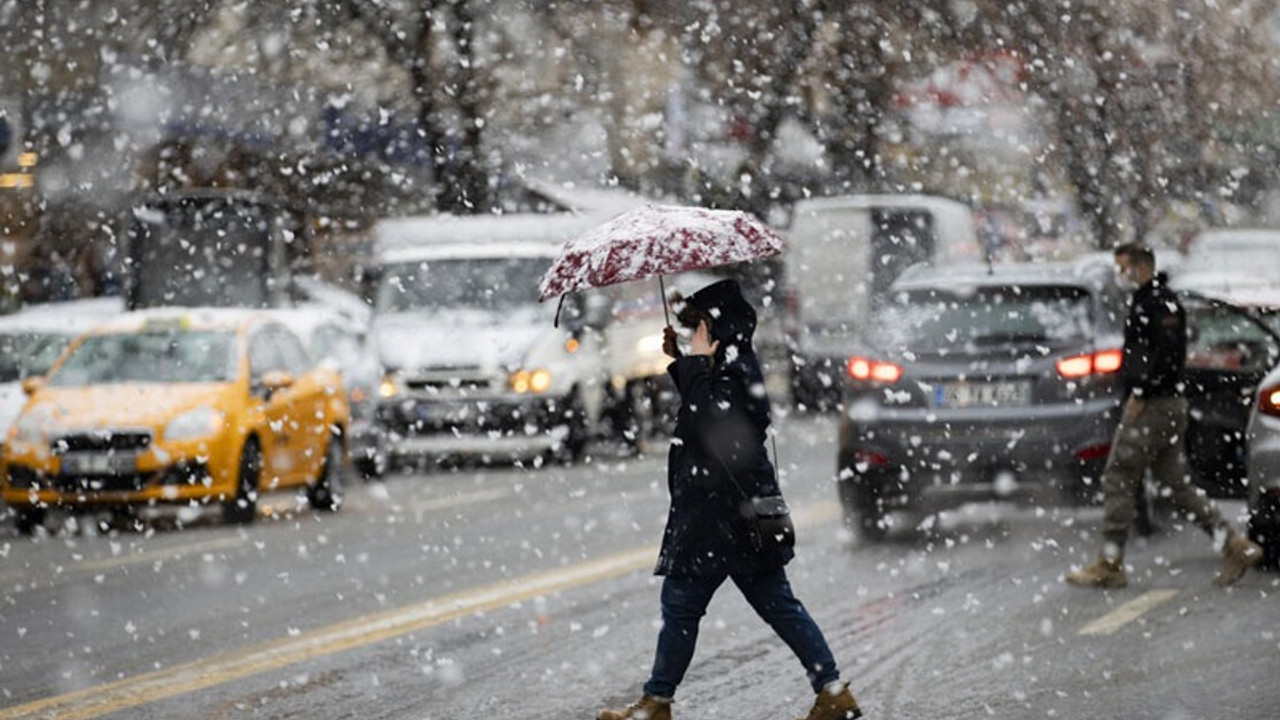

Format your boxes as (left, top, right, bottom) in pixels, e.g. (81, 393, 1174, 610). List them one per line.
(936, 381, 1030, 408)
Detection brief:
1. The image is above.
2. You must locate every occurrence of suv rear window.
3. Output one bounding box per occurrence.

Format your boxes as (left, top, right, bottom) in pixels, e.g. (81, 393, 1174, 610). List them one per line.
(870, 285, 1094, 352)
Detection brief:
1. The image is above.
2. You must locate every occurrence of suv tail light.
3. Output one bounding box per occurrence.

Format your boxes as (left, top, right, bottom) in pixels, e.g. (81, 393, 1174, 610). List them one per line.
(847, 356, 903, 384)
(1056, 349, 1123, 379)
(1260, 384, 1280, 418)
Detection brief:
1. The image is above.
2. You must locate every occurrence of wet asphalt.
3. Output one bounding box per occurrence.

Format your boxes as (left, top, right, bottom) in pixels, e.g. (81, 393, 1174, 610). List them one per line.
(1, 414, 1277, 720)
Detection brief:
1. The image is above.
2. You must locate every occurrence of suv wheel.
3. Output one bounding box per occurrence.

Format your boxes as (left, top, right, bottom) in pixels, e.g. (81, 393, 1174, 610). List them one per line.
(1248, 497, 1280, 570)
(839, 480, 888, 542)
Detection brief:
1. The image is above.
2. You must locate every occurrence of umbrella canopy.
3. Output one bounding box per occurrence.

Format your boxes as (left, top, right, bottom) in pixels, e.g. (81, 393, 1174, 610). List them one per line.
(537, 204, 785, 304)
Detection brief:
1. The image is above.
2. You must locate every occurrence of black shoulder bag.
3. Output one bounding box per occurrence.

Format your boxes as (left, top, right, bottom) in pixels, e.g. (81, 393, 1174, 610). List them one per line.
(709, 435, 796, 553)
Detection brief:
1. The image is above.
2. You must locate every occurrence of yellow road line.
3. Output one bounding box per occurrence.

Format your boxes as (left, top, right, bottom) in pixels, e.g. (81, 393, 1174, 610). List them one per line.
(0, 545, 660, 720)
(1078, 589, 1179, 636)
(0, 498, 839, 720)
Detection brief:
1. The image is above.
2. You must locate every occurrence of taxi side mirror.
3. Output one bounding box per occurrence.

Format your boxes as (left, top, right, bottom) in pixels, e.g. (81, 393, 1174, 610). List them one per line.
(260, 370, 296, 399)
(21, 376, 46, 397)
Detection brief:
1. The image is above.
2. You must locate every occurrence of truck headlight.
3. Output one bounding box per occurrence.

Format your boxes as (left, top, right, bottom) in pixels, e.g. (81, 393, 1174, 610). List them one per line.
(510, 369, 552, 394)
(165, 406, 224, 441)
(379, 374, 400, 399)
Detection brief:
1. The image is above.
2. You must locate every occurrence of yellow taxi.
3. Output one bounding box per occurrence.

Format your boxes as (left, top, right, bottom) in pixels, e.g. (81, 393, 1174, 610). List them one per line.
(2, 309, 350, 533)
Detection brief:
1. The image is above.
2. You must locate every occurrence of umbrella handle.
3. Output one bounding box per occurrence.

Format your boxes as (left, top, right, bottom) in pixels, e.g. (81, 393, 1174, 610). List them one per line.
(658, 275, 670, 326)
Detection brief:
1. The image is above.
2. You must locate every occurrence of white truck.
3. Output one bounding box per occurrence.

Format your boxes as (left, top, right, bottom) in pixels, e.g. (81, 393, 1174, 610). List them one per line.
(369, 213, 614, 465)
(783, 194, 981, 409)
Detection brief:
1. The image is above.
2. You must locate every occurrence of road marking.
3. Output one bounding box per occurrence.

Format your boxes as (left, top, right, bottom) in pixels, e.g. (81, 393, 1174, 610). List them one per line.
(1078, 589, 1179, 636)
(75, 536, 248, 573)
(0, 536, 247, 586)
(0, 544, 660, 720)
(0, 498, 838, 720)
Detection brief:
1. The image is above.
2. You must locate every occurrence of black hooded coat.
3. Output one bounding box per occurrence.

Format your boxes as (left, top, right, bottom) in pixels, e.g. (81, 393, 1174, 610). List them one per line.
(655, 279, 794, 577)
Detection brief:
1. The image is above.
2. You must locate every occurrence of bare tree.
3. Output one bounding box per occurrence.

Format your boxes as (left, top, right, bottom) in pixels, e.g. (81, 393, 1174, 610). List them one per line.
(344, 0, 492, 213)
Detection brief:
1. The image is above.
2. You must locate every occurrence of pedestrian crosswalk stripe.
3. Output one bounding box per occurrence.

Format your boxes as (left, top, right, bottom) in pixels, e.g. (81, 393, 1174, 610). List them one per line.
(1078, 589, 1179, 636)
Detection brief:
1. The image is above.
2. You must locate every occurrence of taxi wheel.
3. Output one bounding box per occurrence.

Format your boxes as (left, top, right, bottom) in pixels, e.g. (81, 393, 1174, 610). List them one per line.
(13, 506, 46, 536)
(223, 438, 261, 525)
(308, 432, 345, 513)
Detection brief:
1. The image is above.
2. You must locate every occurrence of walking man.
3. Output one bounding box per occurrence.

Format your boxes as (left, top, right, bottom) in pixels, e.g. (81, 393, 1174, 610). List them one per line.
(597, 280, 861, 720)
(1066, 243, 1263, 589)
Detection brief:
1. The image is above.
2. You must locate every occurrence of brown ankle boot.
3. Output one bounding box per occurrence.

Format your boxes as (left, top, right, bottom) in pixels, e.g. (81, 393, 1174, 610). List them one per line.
(1215, 533, 1262, 586)
(598, 694, 672, 720)
(1065, 556, 1128, 589)
(796, 682, 862, 720)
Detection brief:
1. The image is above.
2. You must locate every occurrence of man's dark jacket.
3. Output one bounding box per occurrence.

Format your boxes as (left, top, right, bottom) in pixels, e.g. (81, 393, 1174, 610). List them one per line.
(656, 279, 793, 577)
(1121, 272, 1186, 400)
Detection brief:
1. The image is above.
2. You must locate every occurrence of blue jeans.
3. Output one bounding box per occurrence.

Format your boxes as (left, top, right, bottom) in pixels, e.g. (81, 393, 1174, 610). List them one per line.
(643, 568, 839, 698)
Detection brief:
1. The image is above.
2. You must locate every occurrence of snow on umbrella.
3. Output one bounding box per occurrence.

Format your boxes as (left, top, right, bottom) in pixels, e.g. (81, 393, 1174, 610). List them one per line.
(538, 204, 785, 324)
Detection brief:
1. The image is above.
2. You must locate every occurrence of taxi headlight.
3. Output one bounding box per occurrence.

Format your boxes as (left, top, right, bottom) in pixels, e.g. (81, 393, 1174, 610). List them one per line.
(165, 406, 225, 442)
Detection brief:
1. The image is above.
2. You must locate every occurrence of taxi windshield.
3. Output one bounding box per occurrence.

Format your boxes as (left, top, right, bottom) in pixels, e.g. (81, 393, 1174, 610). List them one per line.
(49, 329, 239, 386)
(0, 332, 74, 382)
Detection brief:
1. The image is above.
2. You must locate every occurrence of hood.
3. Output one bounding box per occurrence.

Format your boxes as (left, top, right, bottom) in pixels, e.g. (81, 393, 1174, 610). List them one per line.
(27, 384, 231, 431)
(684, 279, 757, 350)
(375, 310, 549, 372)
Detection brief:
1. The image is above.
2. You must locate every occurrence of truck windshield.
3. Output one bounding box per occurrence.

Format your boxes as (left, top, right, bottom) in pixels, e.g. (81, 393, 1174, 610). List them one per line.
(375, 257, 552, 313)
(50, 330, 239, 386)
(868, 285, 1093, 353)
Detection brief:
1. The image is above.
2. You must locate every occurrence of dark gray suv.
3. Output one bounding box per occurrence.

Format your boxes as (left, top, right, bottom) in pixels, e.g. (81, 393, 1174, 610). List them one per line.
(837, 259, 1129, 539)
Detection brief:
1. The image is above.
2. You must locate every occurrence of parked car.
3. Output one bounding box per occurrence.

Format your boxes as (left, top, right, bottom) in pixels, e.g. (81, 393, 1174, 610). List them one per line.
(1169, 272, 1280, 336)
(783, 194, 982, 411)
(1181, 291, 1280, 497)
(1246, 363, 1280, 568)
(1, 309, 350, 534)
(368, 217, 610, 465)
(0, 298, 124, 446)
(270, 307, 388, 479)
(835, 258, 1280, 540)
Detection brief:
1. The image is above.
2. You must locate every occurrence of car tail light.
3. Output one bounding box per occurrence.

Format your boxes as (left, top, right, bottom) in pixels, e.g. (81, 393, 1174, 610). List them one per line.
(853, 449, 889, 467)
(1056, 349, 1123, 379)
(1260, 384, 1280, 418)
(1075, 443, 1112, 462)
(847, 356, 903, 384)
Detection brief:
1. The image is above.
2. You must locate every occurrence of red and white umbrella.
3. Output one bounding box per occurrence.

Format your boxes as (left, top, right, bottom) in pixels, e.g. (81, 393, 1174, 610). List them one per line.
(538, 204, 784, 324)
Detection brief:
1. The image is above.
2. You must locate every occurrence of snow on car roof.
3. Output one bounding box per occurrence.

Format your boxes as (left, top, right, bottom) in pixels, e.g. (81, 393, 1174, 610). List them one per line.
(379, 239, 564, 266)
(1189, 228, 1280, 251)
(93, 307, 273, 334)
(892, 261, 1107, 292)
(791, 193, 970, 216)
(375, 211, 612, 255)
(0, 297, 125, 336)
(266, 306, 362, 345)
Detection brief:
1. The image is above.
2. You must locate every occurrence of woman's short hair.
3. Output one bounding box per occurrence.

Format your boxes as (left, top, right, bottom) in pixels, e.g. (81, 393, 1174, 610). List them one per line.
(672, 293, 712, 330)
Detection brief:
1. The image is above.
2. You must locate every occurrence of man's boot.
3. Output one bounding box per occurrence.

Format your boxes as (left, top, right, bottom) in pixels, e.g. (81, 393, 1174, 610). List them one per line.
(1215, 532, 1262, 586)
(597, 694, 672, 720)
(795, 681, 862, 720)
(1065, 556, 1128, 588)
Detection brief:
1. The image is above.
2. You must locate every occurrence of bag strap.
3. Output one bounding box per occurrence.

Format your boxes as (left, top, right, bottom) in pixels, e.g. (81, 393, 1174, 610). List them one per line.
(706, 428, 781, 503)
